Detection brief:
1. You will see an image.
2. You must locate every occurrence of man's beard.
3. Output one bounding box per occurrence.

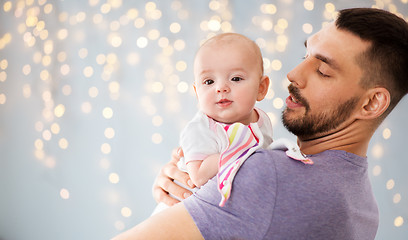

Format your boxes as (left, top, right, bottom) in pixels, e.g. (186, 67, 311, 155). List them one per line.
(282, 85, 360, 139)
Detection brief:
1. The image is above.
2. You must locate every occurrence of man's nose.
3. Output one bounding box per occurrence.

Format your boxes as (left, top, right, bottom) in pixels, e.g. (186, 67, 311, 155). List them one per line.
(287, 60, 309, 89)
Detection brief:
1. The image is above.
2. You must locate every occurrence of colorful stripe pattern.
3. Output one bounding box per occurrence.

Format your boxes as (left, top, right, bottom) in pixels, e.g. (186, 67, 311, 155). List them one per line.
(217, 122, 261, 207)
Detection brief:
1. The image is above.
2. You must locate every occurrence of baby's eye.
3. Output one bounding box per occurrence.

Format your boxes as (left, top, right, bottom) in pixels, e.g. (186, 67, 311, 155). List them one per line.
(204, 79, 214, 85)
(231, 77, 243, 82)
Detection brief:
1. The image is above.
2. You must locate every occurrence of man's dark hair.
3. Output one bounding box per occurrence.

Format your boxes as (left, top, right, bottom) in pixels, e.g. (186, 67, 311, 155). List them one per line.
(336, 8, 408, 116)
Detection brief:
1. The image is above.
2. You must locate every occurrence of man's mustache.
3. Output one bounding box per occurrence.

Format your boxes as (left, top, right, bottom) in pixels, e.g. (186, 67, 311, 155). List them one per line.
(288, 84, 310, 111)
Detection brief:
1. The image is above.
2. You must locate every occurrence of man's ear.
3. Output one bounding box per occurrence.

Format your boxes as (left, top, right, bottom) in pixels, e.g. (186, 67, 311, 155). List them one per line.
(257, 75, 270, 101)
(358, 87, 390, 120)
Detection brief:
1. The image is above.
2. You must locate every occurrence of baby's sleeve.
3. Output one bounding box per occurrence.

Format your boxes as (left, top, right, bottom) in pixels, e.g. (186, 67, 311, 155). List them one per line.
(180, 118, 219, 164)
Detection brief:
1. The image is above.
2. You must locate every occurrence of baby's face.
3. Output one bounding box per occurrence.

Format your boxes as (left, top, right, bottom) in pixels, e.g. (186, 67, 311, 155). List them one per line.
(193, 38, 267, 125)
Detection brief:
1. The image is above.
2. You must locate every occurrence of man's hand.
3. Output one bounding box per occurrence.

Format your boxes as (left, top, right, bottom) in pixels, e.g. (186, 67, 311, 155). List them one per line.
(152, 147, 195, 206)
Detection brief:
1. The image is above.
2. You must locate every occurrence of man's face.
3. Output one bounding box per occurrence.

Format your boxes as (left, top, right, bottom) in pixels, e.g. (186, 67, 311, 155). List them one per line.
(282, 22, 371, 140)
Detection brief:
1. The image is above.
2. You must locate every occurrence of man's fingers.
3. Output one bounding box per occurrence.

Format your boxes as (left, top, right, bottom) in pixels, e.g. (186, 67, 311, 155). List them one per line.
(170, 147, 184, 163)
(155, 173, 192, 203)
(162, 164, 194, 189)
(152, 147, 194, 206)
(152, 186, 180, 206)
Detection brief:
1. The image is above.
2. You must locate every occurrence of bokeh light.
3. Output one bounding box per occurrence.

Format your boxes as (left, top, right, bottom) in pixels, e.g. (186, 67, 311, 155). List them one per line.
(0, 1, 407, 239)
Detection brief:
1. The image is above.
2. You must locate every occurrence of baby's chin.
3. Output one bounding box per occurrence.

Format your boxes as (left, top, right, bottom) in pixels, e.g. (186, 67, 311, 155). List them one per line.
(208, 115, 232, 124)
(211, 116, 249, 125)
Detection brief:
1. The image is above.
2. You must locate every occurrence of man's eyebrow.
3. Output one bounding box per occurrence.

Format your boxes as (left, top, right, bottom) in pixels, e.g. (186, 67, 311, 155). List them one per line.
(315, 54, 339, 70)
(304, 39, 340, 70)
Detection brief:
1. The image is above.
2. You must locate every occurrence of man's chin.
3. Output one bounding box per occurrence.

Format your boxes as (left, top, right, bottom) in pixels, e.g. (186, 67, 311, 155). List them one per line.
(281, 113, 314, 138)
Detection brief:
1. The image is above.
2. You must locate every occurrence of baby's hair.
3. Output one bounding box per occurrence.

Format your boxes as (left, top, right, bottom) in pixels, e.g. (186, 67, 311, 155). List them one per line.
(197, 33, 264, 75)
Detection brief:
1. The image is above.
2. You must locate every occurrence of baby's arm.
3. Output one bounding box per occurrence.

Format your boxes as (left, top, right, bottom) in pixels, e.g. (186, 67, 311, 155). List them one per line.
(186, 154, 220, 187)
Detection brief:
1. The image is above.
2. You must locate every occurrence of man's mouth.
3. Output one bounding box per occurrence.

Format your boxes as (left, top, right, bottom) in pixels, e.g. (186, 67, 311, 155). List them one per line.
(290, 95, 299, 103)
(286, 84, 309, 110)
(286, 95, 303, 109)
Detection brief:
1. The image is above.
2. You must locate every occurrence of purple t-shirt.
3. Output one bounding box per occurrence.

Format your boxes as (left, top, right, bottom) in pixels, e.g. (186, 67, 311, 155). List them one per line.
(183, 149, 379, 240)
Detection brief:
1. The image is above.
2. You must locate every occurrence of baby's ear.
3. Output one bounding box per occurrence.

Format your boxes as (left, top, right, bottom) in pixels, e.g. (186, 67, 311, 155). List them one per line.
(257, 75, 270, 101)
(193, 82, 199, 99)
(358, 87, 390, 120)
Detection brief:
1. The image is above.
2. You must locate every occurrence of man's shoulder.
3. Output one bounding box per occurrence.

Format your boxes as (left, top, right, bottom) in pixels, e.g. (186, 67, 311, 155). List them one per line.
(237, 148, 288, 178)
(246, 148, 290, 166)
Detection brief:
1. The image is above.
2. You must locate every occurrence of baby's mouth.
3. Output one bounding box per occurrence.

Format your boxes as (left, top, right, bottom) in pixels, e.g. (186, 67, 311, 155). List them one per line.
(217, 99, 231, 104)
(217, 99, 232, 107)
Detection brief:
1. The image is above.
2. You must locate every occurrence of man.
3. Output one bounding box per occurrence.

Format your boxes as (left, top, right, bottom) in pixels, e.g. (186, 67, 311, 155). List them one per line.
(113, 8, 408, 240)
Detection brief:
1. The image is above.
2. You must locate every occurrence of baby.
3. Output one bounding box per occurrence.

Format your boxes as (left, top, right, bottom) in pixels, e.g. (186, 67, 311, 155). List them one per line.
(153, 33, 273, 214)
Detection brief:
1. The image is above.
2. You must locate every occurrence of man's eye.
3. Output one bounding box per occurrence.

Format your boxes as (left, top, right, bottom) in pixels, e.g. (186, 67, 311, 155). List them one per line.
(317, 69, 330, 78)
(231, 77, 242, 82)
(204, 79, 214, 85)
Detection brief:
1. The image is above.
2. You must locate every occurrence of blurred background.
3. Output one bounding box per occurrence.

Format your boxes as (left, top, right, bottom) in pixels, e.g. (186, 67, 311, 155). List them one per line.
(0, 0, 407, 239)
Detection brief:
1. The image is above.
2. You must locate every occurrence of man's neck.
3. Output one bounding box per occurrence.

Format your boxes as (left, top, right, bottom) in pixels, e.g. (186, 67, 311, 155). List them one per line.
(297, 120, 375, 158)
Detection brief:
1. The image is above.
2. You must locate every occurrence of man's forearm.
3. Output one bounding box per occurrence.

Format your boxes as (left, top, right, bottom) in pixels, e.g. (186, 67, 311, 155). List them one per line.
(111, 203, 203, 240)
